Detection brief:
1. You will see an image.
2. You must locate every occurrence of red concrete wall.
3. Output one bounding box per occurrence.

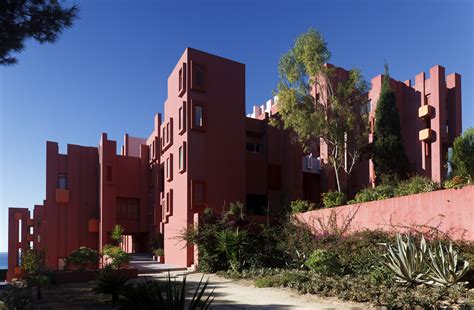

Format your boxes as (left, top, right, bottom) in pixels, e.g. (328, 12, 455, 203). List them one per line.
(43, 142, 99, 270)
(99, 134, 150, 252)
(295, 186, 474, 241)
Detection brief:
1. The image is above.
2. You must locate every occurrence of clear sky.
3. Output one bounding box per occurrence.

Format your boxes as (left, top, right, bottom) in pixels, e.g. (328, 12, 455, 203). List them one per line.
(0, 0, 473, 252)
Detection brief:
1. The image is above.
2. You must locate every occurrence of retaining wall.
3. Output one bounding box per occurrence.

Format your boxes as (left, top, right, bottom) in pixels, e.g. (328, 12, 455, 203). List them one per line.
(295, 185, 474, 240)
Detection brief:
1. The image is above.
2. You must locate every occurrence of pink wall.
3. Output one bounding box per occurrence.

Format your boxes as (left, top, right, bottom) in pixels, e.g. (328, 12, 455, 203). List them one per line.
(295, 186, 474, 241)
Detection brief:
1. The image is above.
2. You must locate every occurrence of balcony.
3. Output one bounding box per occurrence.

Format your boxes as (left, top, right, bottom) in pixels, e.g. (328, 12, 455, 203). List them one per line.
(55, 189, 69, 204)
(26, 219, 34, 227)
(418, 105, 433, 119)
(419, 128, 434, 142)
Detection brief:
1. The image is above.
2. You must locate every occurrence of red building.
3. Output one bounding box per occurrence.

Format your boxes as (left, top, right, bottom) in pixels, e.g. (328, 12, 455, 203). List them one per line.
(6, 48, 462, 281)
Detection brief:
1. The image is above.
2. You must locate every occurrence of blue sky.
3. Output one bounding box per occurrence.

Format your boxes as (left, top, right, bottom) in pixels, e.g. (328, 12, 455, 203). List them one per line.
(0, 0, 473, 252)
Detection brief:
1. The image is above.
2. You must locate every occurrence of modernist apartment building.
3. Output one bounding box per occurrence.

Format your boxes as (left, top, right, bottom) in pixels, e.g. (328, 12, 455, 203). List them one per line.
(6, 48, 462, 281)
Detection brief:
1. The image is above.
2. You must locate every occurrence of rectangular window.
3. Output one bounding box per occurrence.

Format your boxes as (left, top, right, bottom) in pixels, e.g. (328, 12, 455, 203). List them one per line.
(162, 127, 165, 147)
(166, 154, 173, 181)
(179, 68, 183, 92)
(178, 101, 186, 135)
(178, 142, 187, 173)
(178, 107, 183, 130)
(166, 123, 170, 143)
(194, 183, 204, 207)
(117, 198, 139, 220)
(191, 62, 206, 91)
(58, 175, 67, 189)
(178, 62, 186, 97)
(195, 105, 203, 127)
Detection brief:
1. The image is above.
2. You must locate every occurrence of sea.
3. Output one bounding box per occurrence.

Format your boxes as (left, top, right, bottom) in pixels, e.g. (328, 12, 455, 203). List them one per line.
(0, 253, 7, 269)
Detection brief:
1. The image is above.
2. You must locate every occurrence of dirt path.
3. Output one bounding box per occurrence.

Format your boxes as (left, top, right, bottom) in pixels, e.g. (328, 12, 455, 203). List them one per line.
(172, 272, 372, 309)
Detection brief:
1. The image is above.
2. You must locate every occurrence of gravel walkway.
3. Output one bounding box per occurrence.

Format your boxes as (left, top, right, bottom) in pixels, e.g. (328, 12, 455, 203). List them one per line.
(158, 272, 372, 309)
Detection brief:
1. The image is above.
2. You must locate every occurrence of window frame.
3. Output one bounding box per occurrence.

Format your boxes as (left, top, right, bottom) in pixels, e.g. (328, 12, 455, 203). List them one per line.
(178, 142, 187, 173)
(191, 100, 206, 131)
(58, 174, 67, 189)
(178, 62, 187, 97)
(178, 101, 186, 135)
(191, 180, 207, 209)
(190, 61, 206, 92)
(166, 154, 173, 182)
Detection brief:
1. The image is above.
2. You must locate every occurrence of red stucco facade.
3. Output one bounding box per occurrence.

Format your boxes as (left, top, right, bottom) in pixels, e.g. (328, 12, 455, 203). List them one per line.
(6, 48, 463, 281)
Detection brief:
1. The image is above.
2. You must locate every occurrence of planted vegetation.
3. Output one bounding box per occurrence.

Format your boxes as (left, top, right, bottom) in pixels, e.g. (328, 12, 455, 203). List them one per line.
(192, 205, 474, 308)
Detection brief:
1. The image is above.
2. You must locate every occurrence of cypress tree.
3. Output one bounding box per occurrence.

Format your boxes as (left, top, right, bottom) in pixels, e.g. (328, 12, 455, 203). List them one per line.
(372, 64, 411, 183)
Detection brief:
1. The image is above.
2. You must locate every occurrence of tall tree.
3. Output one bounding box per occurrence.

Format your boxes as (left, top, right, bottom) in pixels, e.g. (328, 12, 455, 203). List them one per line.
(449, 127, 474, 180)
(275, 28, 370, 193)
(372, 64, 411, 183)
(0, 0, 78, 65)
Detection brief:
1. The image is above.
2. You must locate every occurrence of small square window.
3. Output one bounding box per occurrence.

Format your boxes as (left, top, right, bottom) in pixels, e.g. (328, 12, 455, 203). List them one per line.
(58, 175, 67, 189)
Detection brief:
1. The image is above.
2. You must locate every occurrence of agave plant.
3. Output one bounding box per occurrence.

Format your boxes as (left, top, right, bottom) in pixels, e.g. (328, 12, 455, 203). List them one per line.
(380, 234, 429, 285)
(94, 267, 129, 302)
(426, 242, 470, 287)
(120, 273, 214, 309)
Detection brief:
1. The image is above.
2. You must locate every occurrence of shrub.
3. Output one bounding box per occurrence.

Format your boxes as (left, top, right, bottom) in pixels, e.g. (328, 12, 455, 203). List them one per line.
(290, 200, 316, 213)
(394, 175, 439, 197)
(65, 247, 100, 270)
(305, 249, 341, 275)
(121, 273, 214, 309)
(349, 184, 395, 204)
(216, 228, 250, 272)
(449, 127, 474, 180)
(93, 267, 129, 302)
(254, 275, 281, 288)
(444, 175, 471, 189)
(110, 225, 124, 245)
(321, 191, 346, 208)
(0, 284, 33, 310)
(154, 248, 164, 257)
(102, 245, 130, 269)
(275, 221, 316, 269)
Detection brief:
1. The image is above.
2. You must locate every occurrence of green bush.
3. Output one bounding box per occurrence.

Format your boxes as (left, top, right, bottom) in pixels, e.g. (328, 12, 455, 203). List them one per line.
(102, 245, 130, 269)
(254, 275, 281, 288)
(290, 200, 316, 213)
(349, 184, 395, 204)
(65, 247, 100, 270)
(321, 191, 346, 208)
(93, 267, 129, 302)
(443, 175, 471, 189)
(110, 225, 124, 245)
(449, 127, 474, 180)
(0, 285, 33, 310)
(394, 175, 439, 197)
(154, 248, 164, 256)
(305, 249, 341, 275)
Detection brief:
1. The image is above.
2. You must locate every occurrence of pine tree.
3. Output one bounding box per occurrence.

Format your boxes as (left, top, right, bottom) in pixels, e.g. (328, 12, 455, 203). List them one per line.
(372, 64, 411, 183)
